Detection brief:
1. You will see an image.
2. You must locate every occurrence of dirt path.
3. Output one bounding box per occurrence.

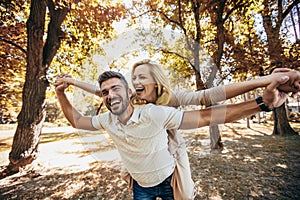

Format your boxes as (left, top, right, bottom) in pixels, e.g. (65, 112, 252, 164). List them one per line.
(0, 125, 121, 171)
(0, 121, 299, 199)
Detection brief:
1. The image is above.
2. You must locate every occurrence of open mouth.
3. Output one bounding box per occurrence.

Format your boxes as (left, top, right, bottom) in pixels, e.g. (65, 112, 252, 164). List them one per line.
(135, 87, 144, 93)
(110, 100, 121, 107)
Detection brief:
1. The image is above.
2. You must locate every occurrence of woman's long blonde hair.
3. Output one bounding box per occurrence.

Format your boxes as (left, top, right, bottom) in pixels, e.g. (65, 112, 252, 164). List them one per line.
(131, 59, 171, 105)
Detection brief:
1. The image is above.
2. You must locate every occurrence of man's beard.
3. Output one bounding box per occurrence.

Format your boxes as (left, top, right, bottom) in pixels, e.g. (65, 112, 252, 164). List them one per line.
(106, 94, 130, 116)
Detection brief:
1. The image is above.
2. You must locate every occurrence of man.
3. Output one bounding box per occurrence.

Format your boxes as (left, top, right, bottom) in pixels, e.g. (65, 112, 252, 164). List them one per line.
(55, 71, 296, 199)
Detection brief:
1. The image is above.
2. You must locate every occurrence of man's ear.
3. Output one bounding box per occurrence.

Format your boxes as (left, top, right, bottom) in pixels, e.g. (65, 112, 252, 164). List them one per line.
(128, 88, 133, 98)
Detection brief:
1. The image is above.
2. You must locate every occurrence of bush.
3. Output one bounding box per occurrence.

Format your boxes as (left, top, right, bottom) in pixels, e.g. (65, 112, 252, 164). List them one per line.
(45, 101, 60, 123)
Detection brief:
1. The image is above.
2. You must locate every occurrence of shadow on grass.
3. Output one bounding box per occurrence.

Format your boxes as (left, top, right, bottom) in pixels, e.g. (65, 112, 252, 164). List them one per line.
(0, 142, 11, 152)
(40, 131, 80, 144)
(1, 122, 300, 199)
(224, 124, 270, 136)
(40, 129, 106, 144)
(0, 161, 132, 200)
(189, 131, 300, 199)
(1, 134, 299, 199)
(0, 128, 107, 152)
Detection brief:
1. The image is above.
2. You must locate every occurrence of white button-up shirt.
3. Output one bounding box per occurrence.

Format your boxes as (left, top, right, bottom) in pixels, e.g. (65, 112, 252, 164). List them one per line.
(92, 104, 184, 187)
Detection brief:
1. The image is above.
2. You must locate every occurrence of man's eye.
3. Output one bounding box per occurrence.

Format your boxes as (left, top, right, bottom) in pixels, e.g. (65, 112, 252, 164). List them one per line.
(113, 87, 120, 91)
(102, 91, 108, 96)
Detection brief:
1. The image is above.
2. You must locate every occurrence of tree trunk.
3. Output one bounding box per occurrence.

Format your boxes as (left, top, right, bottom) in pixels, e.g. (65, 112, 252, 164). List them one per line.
(3, 0, 68, 176)
(272, 103, 297, 136)
(210, 124, 223, 150)
(207, 1, 226, 151)
(208, 102, 223, 150)
(6, 0, 47, 174)
(8, 80, 48, 172)
(195, 71, 206, 90)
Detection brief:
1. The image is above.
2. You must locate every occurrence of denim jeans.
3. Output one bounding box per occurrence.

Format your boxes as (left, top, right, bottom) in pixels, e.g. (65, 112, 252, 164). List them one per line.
(133, 175, 174, 200)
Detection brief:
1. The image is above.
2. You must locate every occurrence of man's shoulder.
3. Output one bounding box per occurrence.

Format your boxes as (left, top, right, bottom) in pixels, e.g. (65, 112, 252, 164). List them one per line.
(135, 103, 166, 109)
(93, 111, 112, 122)
(91, 111, 113, 130)
(134, 103, 154, 110)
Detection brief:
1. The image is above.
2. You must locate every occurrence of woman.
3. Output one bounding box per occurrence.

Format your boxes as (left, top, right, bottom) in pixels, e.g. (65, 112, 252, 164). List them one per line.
(129, 60, 297, 199)
(56, 60, 298, 199)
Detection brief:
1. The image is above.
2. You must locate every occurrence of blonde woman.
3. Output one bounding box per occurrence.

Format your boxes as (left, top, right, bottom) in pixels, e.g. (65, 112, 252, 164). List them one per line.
(130, 60, 298, 199)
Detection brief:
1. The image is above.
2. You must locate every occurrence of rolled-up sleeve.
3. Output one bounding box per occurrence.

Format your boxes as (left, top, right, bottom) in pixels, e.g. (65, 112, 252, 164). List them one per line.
(91, 115, 105, 130)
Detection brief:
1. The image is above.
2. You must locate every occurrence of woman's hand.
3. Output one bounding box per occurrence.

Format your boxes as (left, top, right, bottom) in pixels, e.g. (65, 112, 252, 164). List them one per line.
(54, 74, 72, 93)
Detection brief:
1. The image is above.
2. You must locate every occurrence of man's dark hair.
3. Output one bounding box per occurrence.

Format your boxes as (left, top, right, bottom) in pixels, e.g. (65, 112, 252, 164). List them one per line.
(98, 71, 129, 89)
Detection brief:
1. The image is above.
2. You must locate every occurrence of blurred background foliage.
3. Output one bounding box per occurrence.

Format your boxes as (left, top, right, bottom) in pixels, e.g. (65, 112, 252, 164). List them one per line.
(0, 0, 299, 124)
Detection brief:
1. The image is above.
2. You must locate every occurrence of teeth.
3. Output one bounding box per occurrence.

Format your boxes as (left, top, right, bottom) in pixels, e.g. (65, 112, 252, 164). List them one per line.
(136, 87, 144, 92)
(111, 100, 120, 106)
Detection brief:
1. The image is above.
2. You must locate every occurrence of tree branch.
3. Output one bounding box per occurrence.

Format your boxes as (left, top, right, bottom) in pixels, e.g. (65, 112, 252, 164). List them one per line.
(46, 0, 55, 15)
(177, 0, 184, 32)
(224, 1, 248, 23)
(161, 48, 194, 69)
(132, 10, 153, 19)
(0, 38, 27, 54)
(277, 0, 283, 26)
(150, 6, 182, 28)
(43, 0, 69, 66)
(282, 0, 300, 20)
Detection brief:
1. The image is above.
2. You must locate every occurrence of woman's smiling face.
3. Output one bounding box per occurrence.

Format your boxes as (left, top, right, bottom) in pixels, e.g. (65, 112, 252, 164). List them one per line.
(132, 64, 158, 103)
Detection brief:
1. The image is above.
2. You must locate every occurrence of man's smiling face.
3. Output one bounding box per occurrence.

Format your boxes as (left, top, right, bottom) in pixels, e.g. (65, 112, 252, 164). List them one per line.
(100, 78, 131, 115)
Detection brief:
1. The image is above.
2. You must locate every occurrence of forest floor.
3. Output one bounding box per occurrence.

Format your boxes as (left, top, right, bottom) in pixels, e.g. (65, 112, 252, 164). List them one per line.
(0, 120, 299, 200)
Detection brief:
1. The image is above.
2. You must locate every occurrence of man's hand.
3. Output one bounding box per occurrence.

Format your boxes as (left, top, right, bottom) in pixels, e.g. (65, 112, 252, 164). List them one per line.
(263, 76, 289, 108)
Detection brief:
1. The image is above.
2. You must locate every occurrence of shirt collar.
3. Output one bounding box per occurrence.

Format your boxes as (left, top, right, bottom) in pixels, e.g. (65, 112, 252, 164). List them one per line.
(129, 107, 140, 123)
(111, 106, 141, 125)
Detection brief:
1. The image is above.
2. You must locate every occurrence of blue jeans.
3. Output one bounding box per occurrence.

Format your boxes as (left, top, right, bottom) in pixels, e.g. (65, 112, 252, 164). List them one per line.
(133, 175, 174, 200)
